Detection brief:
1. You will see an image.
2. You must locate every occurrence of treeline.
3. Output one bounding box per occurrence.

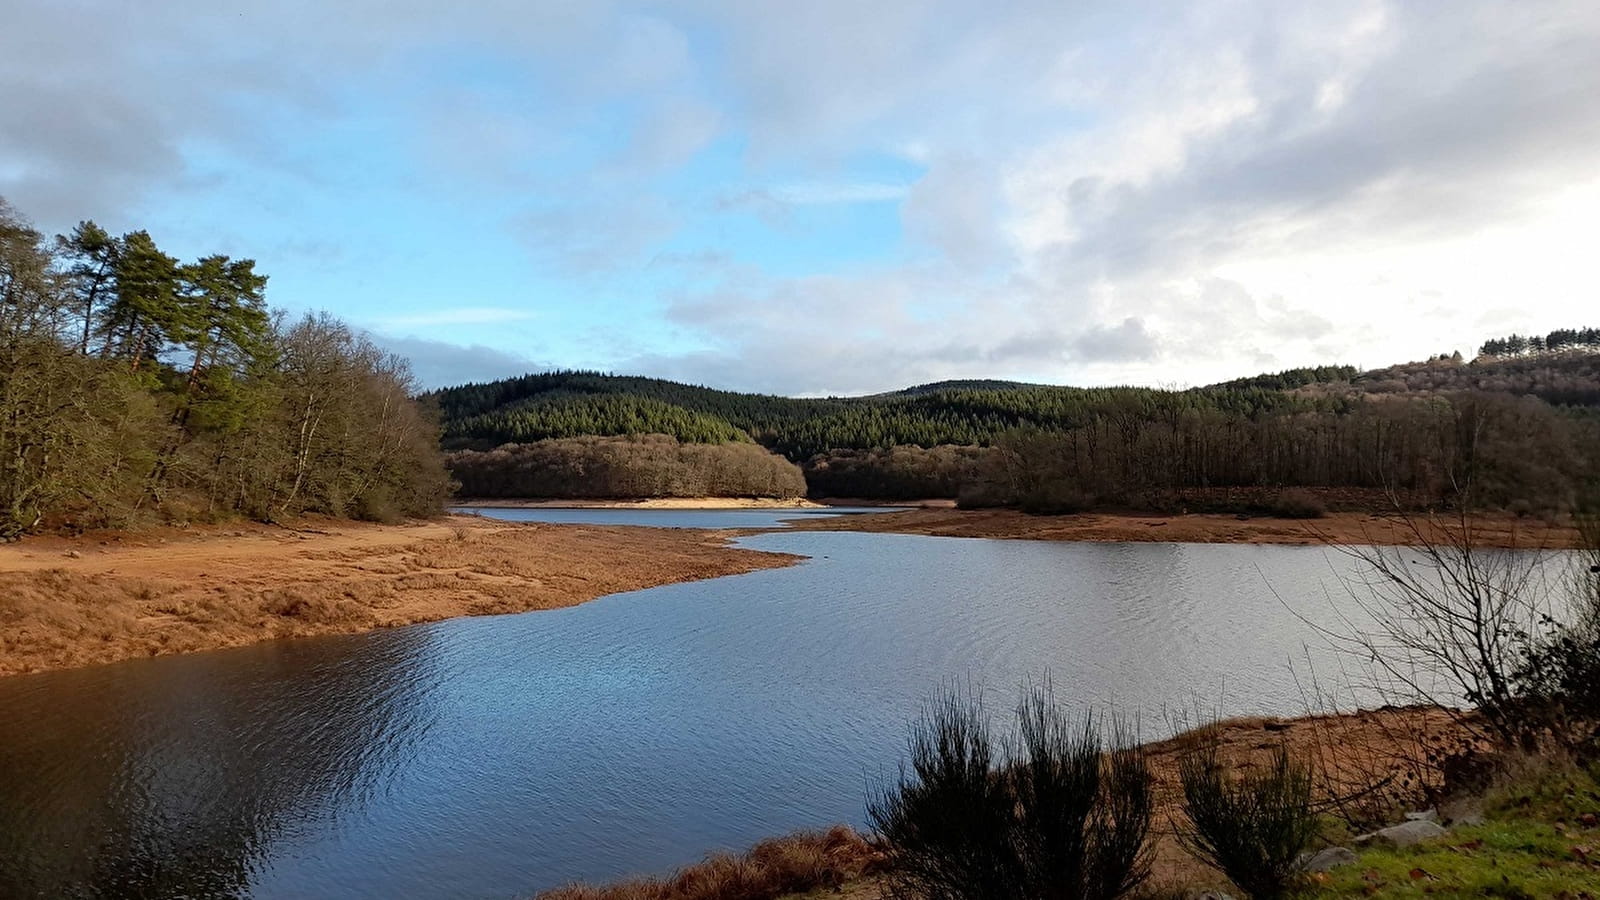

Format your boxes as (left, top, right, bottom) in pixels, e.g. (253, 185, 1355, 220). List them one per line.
(1480, 326, 1600, 358)
(1209, 364, 1360, 392)
(794, 394, 1597, 513)
(802, 446, 989, 500)
(0, 198, 449, 536)
(447, 435, 806, 499)
(1342, 353, 1600, 406)
(430, 357, 1600, 508)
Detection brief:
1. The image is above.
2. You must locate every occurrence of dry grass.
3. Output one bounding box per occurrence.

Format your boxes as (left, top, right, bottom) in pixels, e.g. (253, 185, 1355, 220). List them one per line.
(538, 827, 882, 900)
(0, 515, 799, 676)
(1125, 707, 1472, 891)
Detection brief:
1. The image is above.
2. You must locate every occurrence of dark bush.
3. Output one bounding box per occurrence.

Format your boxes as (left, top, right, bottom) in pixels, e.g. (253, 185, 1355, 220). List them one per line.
(1267, 489, 1327, 519)
(1017, 485, 1089, 516)
(1512, 625, 1600, 756)
(869, 683, 1152, 900)
(955, 483, 1008, 509)
(1177, 737, 1318, 900)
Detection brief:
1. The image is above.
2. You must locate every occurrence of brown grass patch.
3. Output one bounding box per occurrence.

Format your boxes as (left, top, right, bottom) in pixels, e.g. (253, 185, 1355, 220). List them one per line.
(538, 827, 882, 900)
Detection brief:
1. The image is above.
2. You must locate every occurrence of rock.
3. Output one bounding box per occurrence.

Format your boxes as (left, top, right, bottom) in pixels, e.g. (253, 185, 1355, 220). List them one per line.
(1441, 797, 1486, 827)
(1187, 891, 1237, 900)
(1299, 846, 1358, 872)
(1354, 819, 1448, 848)
(1405, 809, 1440, 823)
(62, 550, 82, 559)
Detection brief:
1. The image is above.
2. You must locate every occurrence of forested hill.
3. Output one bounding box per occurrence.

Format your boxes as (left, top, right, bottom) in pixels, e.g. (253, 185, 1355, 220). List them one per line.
(428, 371, 1309, 459)
(427, 345, 1600, 462)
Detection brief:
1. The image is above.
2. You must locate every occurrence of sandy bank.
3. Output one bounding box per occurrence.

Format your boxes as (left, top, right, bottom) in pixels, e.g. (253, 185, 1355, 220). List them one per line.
(781, 507, 1581, 548)
(454, 497, 824, 509)
(0, 515, 799, 677)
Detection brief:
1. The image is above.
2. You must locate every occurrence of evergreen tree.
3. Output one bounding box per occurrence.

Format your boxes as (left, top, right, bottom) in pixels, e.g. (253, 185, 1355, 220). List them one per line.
(56, 221, 119, 355)
(104, 230, 181, 372)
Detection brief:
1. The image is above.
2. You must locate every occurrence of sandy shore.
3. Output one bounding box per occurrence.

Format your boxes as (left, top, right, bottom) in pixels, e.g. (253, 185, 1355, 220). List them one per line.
(782, 507, 1583, 548)
(0, 515, 799, 677)
(453, 497, 825, 509)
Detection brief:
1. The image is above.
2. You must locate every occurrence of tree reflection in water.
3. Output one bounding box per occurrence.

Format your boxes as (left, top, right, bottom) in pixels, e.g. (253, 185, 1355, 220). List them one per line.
(0, 626, 441, 899)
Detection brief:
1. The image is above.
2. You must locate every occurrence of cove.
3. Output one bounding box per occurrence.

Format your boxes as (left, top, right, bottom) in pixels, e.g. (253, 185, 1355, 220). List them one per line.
(0, 514, 1419, 899)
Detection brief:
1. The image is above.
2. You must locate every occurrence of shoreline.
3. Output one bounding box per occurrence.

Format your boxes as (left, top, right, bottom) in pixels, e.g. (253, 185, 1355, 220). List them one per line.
(548, 704, 1467, 897)
(0, 515, 800, 678)
(452, 496, 826, 509)
(779, 506, 1584, 548)
(3, 505, 1578, 678)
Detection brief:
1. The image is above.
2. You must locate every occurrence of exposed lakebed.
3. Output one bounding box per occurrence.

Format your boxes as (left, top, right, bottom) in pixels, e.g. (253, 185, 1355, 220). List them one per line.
(0, 509, 1526, 898)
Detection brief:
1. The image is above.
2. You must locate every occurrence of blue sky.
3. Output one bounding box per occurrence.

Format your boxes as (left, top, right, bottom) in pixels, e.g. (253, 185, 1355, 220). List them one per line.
(4, 1, 1599, 393)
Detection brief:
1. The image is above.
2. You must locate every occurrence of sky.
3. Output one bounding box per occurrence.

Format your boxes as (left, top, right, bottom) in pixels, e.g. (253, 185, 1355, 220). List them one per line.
(3, 1, 1598, 395)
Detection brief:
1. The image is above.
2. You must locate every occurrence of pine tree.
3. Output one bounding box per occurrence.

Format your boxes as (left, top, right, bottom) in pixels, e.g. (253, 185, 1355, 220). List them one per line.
(56, 221, 119, 355)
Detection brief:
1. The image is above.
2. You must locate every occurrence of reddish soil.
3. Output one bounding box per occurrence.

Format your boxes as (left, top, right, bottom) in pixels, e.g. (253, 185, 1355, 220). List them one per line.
(0, 515, 798, 677)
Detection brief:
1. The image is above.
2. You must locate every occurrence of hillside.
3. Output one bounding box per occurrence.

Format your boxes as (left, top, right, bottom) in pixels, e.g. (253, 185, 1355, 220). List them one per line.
(431, 340, 1600, 507)
(429, 371, 1323, 460)
(428, 348, 1600, 461)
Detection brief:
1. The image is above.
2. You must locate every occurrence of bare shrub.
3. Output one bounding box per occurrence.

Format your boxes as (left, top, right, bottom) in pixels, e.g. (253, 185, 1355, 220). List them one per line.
(1317, 506, 1557, 748)
(448, 435, 807, 500)
(868, 682, 1152, 900)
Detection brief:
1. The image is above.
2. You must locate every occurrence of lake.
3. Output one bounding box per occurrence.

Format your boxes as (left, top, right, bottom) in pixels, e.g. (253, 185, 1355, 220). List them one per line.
(0, 510, 1493, 898)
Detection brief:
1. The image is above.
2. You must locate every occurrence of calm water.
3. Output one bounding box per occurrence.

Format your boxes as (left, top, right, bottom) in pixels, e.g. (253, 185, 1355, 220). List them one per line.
(0, 514, 1490, 898)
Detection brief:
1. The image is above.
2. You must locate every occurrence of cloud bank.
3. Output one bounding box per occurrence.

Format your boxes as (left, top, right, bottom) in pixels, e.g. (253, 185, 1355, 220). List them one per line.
(4, 0, 1597, 393)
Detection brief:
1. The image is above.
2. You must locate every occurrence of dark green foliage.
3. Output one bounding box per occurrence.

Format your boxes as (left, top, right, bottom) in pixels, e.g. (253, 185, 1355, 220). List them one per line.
(428, 370, 1319, 461)
(868, 684, 1153, 900)
(451, 392, 750, 446)
(447, 436, 807, 499)
(1177, 739, 1318, 900)
(1481, 326, 1600, 359)
(1211, 365, 1360, 392)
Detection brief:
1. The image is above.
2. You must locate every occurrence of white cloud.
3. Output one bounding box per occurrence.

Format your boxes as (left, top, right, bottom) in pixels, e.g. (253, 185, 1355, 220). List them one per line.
(368, 334, 544, 390)
(5, 0, 1599, 391)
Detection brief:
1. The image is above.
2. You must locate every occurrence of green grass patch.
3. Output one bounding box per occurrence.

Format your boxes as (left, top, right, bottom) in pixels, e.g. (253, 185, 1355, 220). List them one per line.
(1309, 761, 1600, 899)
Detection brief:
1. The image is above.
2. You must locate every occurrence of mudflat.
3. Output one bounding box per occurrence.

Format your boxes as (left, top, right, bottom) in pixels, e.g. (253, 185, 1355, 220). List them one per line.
(0, 515, 799, 677)
(781, 507, 1582, 548)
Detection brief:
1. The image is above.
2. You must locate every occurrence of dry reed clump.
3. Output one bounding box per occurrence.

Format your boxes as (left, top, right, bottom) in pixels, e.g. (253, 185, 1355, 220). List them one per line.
(536, 827, 882, 900)
(260, 586, 372, 626)
(0, 571, 148, 662)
